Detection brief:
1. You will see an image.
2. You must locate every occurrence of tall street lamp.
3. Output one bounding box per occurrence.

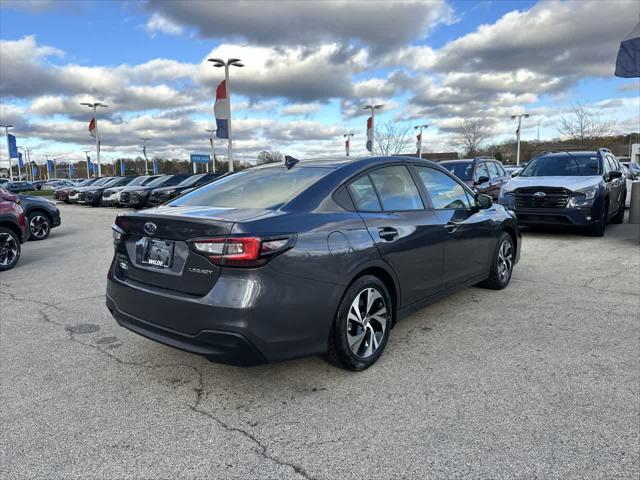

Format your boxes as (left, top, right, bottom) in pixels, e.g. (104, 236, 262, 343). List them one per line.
(80, 101, 108, 176)
(140, 138, 150, 174)
(363, 104, 383, 153)
(414, 124, 429, 158)
(511, 113, 530, 166)
(208, 57, 244, 173)
(204, 129, 217, 173)
(343, 132, 354, 157)
(1, 124, 14, 180)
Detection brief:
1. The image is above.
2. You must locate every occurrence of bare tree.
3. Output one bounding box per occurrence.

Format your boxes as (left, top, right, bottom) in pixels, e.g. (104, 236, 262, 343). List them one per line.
(257, 150, 284, 164)
(451, 119, 492, 157)
(557, 103, 616, 147)
(374, 121, 413, 156)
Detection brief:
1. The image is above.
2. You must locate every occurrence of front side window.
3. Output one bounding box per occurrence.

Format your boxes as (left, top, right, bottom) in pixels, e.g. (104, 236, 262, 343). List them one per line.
(369, 166, 424, 211)
(415, 167, 472, 210)
(475, 163, 490, 181)
(487, 162, 502, 178)
(171, 166, 330, 210)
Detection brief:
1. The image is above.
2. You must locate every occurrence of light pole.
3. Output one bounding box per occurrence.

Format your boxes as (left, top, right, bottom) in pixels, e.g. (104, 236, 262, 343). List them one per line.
(1, 124, 14, 180)
(140, 138, 150, 174)
(80, 101, 108, 176)
(343, 132, 354, 157)
(414, 124, 429, 158)
(511, 113, 530, 166)
(208, 57, 244, 173)
(363, 104, 383, 153)
(205, 129, 217, 173)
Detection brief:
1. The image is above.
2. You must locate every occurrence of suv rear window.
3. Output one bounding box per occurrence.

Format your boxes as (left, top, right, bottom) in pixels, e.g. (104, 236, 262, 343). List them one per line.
(170, 166, 330, 210)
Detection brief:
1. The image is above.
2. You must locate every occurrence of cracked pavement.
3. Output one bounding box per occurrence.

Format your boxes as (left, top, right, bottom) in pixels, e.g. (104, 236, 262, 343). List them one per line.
(1, 204, 639, 479)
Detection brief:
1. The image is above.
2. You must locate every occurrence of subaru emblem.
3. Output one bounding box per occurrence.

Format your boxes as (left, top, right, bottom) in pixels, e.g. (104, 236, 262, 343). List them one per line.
(144, 222, 158, 235)
(532, 191, 546, 198)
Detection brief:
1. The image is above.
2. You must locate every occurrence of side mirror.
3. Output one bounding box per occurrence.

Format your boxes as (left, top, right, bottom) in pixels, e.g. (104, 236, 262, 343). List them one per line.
(476, 193, 493, 209)
(609, 171, 623, 180)
(474, 175, 490, 186)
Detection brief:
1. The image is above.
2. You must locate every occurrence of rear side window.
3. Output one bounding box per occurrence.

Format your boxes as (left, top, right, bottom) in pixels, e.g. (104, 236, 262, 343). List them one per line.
(415, 167, 472, 209)
(369, 166, 424, 211)
(488, 162, 503, 178)
(171, 166, 330, 210)
(348, 175, 381, 212)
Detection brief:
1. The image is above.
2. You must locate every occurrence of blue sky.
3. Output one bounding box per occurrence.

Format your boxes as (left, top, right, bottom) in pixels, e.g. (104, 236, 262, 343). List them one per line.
(0, 0, 638, 168)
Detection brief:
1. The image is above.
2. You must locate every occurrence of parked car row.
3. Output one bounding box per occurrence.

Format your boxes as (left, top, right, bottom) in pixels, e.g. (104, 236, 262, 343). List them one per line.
(0, 187, 62, 271)
(54, 173, 225, 208)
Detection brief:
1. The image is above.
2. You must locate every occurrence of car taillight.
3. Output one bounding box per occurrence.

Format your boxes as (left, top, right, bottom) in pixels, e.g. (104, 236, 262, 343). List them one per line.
(191, 235, 295, 267)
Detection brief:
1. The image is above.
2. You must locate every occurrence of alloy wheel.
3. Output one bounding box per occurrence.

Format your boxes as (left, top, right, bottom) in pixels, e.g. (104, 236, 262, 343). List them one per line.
(497, 239, 513, 283)
(29, 215, 50, 239)
(0, 232, 19, 267)
(346, 287, 388, 359)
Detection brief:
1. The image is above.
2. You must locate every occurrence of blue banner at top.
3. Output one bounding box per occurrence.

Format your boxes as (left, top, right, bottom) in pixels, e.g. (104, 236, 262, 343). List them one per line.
(47, 159, 54, 173)
(152, 158, 158, 175)
(32, 165, 38, 178)
(93, 163, 98, 175)
(190, 153, 210, 164)
(120, 160, 125, 176)
(8, 134, 18, 158)
(17, 152, 24, 168)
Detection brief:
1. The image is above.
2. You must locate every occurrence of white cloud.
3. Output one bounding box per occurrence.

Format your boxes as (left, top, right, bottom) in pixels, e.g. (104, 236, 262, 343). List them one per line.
(281, 103, 322, 116)
(145, 13, 184, 37)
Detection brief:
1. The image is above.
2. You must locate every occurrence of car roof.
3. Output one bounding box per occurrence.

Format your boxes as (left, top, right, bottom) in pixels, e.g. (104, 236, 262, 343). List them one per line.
(253, 155, 442, 171)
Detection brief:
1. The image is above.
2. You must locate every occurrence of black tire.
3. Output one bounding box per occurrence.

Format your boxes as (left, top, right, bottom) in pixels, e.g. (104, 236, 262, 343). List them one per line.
(0, 227, 21, 271)
(611, 192, 625, 224)
(589, 200, 608, 237)
(327, 275, 392, 371)
(479, 232, 514, 290)
(27, 211, 51, 241)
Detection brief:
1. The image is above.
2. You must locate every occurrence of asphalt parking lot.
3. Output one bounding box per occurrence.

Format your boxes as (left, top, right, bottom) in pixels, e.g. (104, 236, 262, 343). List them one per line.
(1, 204, 639, 479)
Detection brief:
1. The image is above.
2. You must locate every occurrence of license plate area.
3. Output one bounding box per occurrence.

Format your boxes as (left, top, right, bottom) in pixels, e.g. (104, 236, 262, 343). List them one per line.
(141, 238, 175, 268)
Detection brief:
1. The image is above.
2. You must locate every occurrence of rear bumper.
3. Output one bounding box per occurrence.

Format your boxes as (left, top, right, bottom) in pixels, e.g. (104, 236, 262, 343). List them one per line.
(105, 260, 342, 365)
(514, 207, 595, 226)
(106, 295, 267, 366)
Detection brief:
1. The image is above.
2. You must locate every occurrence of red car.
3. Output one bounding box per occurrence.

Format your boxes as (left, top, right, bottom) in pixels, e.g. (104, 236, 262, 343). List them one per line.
(0, 188, 27, 271)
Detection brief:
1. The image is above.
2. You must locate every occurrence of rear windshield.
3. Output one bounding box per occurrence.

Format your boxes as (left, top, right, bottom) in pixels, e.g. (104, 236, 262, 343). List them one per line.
(440, 161, 473, 181)
(147, 176, 171, 187)
(520, 154, 601, 177)
(178, 174, 205, 187)
(171, 166, 331, 209)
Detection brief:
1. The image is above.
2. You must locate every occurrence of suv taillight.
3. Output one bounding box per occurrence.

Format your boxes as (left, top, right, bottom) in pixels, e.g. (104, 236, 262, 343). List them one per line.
(191, 235, 295, 267)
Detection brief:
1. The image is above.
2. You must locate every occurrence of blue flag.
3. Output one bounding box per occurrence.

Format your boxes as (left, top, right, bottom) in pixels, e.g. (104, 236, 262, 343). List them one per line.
(32, 165, 38, 178)
(153, 158, 158, 175)
(616, 21, 640, 78)
(17, 152, 24, 168)
(93, 163, 98, 175)
(69, 164, 74, 177)
(8, 134, 18, 158)
(120, 160, 125, 176)
(47, 159, 54, 173)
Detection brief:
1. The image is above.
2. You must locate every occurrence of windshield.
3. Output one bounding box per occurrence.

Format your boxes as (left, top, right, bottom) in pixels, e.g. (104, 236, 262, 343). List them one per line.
(520, 154, 601, 177)
(171, 166, 331, 209)
(92, 178, 112, 186)
(440, 162, 473, 181)
(146, 176, 170, 187)
(177, 174, 204, 187)
(103, 177, 124, 187)
(126, 176, 147, 186)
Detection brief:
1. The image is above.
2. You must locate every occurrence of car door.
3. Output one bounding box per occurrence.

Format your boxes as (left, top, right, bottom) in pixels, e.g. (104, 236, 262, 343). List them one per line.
(473, 162, 492, 196)
(606, 155, 624, 213)
(413, 165, 497, 290)
(486, 162, 506, 199)
(348, 165, 446, 306)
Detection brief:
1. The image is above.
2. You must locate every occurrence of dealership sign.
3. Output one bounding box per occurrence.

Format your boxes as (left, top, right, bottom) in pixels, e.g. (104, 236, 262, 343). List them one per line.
(190, 154, 210, 164)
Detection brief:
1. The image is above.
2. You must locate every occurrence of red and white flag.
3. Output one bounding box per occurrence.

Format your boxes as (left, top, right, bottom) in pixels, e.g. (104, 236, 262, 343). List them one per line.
(345, 137, 350, 156)
(213, 80, 229, 139)
(89, 118, 96, 138)
(365, 116, 373, 152)
(416, 132, 422, 152)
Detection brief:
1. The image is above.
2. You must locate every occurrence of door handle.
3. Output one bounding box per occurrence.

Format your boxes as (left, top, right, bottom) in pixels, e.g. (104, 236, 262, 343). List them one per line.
(444, 222, 459, 233)
(378, 227, 399, 241)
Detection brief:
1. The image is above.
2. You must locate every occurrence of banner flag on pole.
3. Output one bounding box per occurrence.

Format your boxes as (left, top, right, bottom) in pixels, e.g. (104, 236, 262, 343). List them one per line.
(46, 159, 54, 173)
(32, 165, 37, 178)
(69, 164, 74, 177)
(615, 20, 640, 78)
(120, 160, 125, 176)
(214, 80, 229, 139)
(365, 116, 373, 152)
(416, 132, 422, 154)
(89, 118, 96, 138)
(152, 158, 158, 175)
(8, 134, 18, 158)
(93, 162, 98, 175)
(17, 152, 24, 168)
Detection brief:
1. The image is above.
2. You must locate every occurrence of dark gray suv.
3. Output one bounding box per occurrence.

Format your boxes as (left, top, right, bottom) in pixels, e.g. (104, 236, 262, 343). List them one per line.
(106, 156, 521, 371)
